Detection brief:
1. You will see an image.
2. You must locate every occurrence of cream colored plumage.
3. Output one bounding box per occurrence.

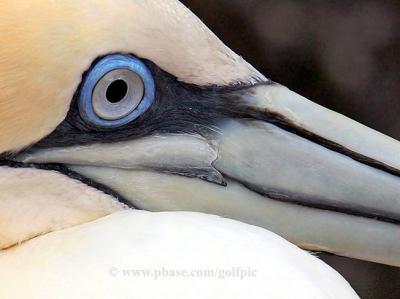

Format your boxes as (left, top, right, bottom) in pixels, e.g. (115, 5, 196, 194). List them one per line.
(1, 0, 399, 298)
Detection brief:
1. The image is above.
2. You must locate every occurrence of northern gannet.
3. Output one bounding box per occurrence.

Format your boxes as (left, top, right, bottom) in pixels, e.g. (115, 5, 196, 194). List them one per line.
(0, 1, 399, 298)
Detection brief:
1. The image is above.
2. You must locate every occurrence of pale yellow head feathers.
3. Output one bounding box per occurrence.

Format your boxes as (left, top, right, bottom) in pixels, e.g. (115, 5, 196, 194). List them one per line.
(0, 0, 264, 153)
(0, 167, 126, 249)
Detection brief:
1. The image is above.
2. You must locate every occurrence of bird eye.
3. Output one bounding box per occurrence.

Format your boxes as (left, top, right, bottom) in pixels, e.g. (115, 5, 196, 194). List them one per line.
(78, 54, 155, 128)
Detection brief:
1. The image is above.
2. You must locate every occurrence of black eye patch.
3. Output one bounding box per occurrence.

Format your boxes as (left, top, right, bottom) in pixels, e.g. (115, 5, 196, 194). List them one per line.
(30, 53, 267, 150)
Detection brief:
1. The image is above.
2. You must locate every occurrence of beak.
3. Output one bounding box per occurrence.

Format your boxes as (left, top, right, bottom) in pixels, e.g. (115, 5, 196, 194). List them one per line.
(16, 83, 400, 267)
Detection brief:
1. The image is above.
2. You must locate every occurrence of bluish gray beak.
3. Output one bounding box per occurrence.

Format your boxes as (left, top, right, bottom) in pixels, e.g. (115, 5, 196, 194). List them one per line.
(16, 83, 400, 267)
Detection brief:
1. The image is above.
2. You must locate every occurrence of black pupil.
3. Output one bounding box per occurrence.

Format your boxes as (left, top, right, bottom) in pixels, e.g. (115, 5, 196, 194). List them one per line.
(106, 80, 128, 103)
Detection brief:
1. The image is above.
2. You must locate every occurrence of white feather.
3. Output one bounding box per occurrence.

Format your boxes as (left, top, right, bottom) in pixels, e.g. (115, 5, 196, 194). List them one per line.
(0, 210, 359, 299)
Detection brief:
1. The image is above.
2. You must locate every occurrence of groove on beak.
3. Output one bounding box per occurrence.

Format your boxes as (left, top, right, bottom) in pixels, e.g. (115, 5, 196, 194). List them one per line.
(211, 84, 400, 266)
(215, 119, 400, 223)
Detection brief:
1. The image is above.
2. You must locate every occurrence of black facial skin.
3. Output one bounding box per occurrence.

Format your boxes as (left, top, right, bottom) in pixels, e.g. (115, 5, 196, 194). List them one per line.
(1, 53, 400, 224)
(30, 54, 270, 149)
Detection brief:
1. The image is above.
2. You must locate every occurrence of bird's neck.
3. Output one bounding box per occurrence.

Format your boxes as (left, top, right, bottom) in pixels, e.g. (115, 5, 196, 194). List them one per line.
(0, 166, 126, 250)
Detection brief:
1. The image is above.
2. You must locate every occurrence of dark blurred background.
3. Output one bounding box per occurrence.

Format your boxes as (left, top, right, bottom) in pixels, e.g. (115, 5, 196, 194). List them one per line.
(181, 1, 400, 298)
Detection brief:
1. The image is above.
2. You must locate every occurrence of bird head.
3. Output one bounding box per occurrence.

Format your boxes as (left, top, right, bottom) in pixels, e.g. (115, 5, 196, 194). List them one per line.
(1, 0, 399, 266)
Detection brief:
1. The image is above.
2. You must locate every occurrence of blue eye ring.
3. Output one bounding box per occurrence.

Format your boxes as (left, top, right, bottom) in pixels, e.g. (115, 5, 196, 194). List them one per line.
(78, 54, 155, 128)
